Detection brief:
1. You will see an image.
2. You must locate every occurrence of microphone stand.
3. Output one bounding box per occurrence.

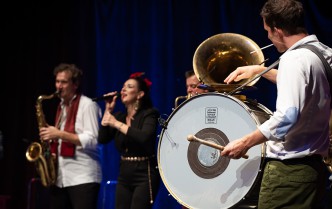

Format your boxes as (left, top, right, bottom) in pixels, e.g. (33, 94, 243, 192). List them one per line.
(227, 59, 280, 96)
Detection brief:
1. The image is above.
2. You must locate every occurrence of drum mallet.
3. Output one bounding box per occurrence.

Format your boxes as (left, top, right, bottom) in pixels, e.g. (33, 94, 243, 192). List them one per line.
(187, 135, 249, 159)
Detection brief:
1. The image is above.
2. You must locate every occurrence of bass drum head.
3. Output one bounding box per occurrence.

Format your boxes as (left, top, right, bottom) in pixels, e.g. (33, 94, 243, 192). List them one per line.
(158, 93, 270, 209)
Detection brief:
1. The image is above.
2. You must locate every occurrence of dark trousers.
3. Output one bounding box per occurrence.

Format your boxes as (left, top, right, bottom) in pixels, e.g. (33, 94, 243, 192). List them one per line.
(259, 155, 327, 209)
(50, 182, 100, 209)
(116, 160, 160, 209)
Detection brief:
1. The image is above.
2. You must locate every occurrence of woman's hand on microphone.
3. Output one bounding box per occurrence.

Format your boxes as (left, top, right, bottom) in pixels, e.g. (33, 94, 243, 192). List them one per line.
(104, 91, 119, 112)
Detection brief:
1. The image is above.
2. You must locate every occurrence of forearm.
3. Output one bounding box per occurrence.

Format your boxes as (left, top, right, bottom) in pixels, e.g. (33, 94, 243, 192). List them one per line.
(243, 129, 268, 148)
(58, 131, 81, 146)
(261, 68, 278, 83)
(115, 121, 128, 135)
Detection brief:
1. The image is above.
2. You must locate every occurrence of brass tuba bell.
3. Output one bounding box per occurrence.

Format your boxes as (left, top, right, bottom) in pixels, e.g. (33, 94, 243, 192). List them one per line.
(193, 33, 265, 93)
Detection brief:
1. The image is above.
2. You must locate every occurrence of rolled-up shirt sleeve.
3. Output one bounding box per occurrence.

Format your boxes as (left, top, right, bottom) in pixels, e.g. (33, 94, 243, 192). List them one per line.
(76, 101, 101, 149)
(259, 52, 305, 141)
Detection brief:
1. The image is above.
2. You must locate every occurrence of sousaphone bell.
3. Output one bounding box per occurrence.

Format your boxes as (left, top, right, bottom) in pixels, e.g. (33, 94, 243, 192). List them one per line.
(193, 33, 265, 93)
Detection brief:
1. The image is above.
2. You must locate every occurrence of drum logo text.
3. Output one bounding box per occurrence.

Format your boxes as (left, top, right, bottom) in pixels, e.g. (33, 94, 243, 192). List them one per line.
(205, 107, 218, 124)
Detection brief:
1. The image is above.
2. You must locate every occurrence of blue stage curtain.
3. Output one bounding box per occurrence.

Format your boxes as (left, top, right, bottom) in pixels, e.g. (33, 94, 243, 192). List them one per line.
(93, 1, 332, 209)
(2, 1, 331, 209)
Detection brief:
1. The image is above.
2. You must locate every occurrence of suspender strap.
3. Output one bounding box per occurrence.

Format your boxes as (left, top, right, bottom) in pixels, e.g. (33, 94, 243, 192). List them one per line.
(297, 44, 332, 107)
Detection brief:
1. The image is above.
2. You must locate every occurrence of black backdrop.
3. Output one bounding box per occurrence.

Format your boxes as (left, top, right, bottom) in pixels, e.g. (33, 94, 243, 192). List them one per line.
(1, 1, 332, 209)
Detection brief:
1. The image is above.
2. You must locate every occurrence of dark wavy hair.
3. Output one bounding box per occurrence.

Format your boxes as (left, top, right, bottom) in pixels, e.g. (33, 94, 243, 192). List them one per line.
(185, 70, 195, 79)
(130, 76, 153, 110)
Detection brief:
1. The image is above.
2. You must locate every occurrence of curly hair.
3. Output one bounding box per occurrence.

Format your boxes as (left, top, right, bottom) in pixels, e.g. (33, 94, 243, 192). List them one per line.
(53, 63, 83, 92)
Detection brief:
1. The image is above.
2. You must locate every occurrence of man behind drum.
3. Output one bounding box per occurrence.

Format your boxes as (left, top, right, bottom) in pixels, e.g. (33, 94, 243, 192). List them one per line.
(222, 0, 331, 208)
(180, 70, 208, 209)
(185, 70, 208, 96)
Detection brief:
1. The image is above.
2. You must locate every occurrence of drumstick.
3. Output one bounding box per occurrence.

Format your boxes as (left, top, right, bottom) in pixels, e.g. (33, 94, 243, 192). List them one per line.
(187, 135, 249, 159)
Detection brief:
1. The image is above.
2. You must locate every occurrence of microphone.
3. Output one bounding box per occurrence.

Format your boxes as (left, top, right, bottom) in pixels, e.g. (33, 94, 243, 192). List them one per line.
(92, 92, 120, 102)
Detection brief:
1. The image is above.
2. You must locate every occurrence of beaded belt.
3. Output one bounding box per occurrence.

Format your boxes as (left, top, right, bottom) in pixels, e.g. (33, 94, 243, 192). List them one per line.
(121, 156, 149, 161)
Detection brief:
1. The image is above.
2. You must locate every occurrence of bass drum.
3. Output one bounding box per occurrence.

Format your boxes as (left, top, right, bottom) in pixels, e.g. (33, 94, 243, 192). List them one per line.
(157, 93, 272, 209)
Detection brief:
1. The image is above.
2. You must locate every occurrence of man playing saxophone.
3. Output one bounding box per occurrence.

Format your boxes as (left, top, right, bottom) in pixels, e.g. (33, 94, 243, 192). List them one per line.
(39, 63, 102, 209)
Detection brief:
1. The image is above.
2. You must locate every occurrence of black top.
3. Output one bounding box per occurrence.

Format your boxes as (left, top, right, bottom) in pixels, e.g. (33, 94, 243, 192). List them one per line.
(98, 107, 160, 157)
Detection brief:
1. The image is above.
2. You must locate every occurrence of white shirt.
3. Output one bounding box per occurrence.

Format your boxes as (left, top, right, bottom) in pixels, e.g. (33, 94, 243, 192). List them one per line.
(259, 35, 332, 159)
(57, 94, 102, 187)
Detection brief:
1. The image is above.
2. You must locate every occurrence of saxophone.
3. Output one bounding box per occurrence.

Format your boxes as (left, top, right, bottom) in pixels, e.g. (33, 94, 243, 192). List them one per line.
(26, 91, 59, 187)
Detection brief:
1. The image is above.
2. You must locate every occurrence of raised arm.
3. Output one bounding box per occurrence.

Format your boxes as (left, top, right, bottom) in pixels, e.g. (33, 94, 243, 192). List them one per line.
(224, 65, 278, 84)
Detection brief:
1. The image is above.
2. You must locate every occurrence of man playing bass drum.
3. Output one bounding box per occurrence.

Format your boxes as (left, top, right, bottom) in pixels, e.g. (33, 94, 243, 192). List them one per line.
(222, 0, 332, 208)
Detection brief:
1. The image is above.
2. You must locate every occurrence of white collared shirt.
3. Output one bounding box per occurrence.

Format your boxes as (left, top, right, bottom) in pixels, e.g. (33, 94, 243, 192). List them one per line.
(259, 35, 332, 159)
(56, 94, 102, 187)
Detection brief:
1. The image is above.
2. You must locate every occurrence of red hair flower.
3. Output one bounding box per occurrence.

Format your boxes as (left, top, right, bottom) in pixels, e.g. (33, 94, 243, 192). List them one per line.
(129, 72, 145, 78)
(129, 72, 152, 88)
(143, 78, 152, 88)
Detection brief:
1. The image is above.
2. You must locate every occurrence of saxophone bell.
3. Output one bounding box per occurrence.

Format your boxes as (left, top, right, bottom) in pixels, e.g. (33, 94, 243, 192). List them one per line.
(26, 142, 42, 162)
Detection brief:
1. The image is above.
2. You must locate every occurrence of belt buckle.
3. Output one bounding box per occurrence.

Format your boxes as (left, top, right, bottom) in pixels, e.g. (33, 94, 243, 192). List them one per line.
(121, 156, 148, 161)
